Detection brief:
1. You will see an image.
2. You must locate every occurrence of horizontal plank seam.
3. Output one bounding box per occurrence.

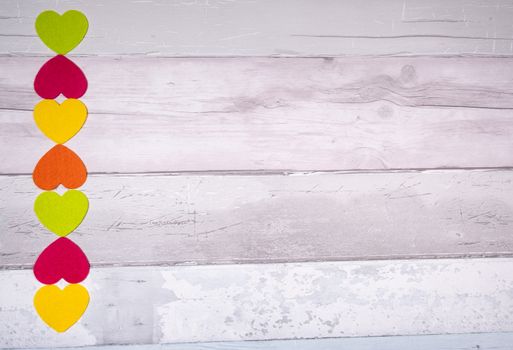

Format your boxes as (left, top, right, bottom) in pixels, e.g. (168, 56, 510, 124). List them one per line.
(5, 34, 513, 41)
(5, 101, 513, 113)
(291, 34, 513, 41)
(3, 53, 513, 59)
(3, 252, 513, 271)
(89, 331, 513, 348)
(3, 167, 513, 177)
(23, 331, 513, 349)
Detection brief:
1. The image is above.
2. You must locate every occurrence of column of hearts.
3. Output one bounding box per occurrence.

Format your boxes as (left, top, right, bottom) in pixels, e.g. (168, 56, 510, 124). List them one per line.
(32, 10, 91, 333)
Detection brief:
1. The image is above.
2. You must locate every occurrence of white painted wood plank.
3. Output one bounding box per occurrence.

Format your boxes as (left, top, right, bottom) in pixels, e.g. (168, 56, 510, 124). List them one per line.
(2, 258, 513, 348)
(2, 56, 513, 173)
(19, 332, 513, 350)
(2, 0, 513, 57)
(2, 169, 513, 268)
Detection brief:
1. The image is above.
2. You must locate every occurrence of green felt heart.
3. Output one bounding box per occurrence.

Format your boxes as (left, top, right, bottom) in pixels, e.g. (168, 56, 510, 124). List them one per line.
(35, 10, 88, 54)
(34, 190, 89, 237)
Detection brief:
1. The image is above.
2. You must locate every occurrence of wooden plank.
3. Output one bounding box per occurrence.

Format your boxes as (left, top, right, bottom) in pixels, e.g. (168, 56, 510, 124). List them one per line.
(18, 332, 513, 350)
(2, 0, 513, 57)
(2, 56, 513, 173)
(2, 169, 513, 269)
(2, 258, 513, 347)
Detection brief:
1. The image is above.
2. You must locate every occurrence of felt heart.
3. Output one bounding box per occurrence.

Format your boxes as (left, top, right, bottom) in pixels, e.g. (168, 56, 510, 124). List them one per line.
(34, 284, 89, 332)
(34, 237, 90, 284)
(34, 99, 88, 144)
(34, 190, 89, 237)
(35, 10, 88, 55)
(33, 144, 87, 190)
(34, 55, 88, 99)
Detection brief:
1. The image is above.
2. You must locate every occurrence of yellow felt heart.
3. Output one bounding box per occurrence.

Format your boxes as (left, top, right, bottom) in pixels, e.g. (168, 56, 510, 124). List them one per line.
(34, 99, 88, 144)
(34, 284, 89, 332)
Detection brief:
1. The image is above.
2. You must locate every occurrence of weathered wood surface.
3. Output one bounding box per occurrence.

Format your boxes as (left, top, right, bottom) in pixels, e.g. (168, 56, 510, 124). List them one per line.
(22, 332, 513, 350)
(2, 169, 513, 268)
(3, 1, 513, 347)
(3, 56, 513, 173)
(2, 0, 513, 57)
(2, 258, 513, 348)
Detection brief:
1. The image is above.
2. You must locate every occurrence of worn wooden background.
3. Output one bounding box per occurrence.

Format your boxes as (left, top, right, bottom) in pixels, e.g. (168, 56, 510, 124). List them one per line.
(1, 0, 513, 349)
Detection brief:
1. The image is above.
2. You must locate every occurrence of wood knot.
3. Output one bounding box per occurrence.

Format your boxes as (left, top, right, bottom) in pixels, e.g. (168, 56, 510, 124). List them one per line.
(400, 64, 417, 84)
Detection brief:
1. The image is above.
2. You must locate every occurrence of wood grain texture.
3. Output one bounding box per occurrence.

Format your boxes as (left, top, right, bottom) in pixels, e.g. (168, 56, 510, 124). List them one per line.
(3, 1, 513, 347)
(2, 258, 513, 348)
(19, 332, 513, 350)
(2, 56, 513, 173)
(2, 169, 513, 269)
(2, 0, 513, 57)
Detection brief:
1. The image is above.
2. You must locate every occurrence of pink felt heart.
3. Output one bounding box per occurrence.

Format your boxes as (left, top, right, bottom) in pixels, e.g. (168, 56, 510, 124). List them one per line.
(34, 55, 88, 99)
(33, 237, 90, 284)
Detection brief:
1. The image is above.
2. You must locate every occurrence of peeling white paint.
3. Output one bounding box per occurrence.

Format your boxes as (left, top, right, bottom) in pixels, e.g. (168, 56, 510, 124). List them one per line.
(4, 258, 507, 347)
(156, 258, 513, 343)
(0, 258, 513, 348)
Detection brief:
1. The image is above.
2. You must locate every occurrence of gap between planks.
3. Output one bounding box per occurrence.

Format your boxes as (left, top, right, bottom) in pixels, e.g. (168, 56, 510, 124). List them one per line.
(3, 166, 513, 177)
(17, 332, 513, 350)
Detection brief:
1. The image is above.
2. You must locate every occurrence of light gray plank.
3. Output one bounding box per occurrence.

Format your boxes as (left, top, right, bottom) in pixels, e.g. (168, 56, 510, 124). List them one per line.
(2, 56, 513, 173)
(2, 0, 513, 56)
(2, 169, 513, 268)
(2, 258, 513, 348)
(19, 332, 513, 350)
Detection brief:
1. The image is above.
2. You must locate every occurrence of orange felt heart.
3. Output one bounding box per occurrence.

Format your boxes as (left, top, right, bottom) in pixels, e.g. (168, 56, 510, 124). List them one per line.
(33, 145, 87, 190)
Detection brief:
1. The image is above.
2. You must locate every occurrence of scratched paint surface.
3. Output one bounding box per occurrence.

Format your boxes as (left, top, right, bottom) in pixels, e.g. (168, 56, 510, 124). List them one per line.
(2, 169, 513, 268)
(2, 0, 513, 56)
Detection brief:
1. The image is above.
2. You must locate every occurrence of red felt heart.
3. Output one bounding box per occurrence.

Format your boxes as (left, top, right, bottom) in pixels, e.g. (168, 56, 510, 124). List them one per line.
(33, 144, 87, 190)
(34, 237, 90, 284)
(34, 55, 88, 99)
